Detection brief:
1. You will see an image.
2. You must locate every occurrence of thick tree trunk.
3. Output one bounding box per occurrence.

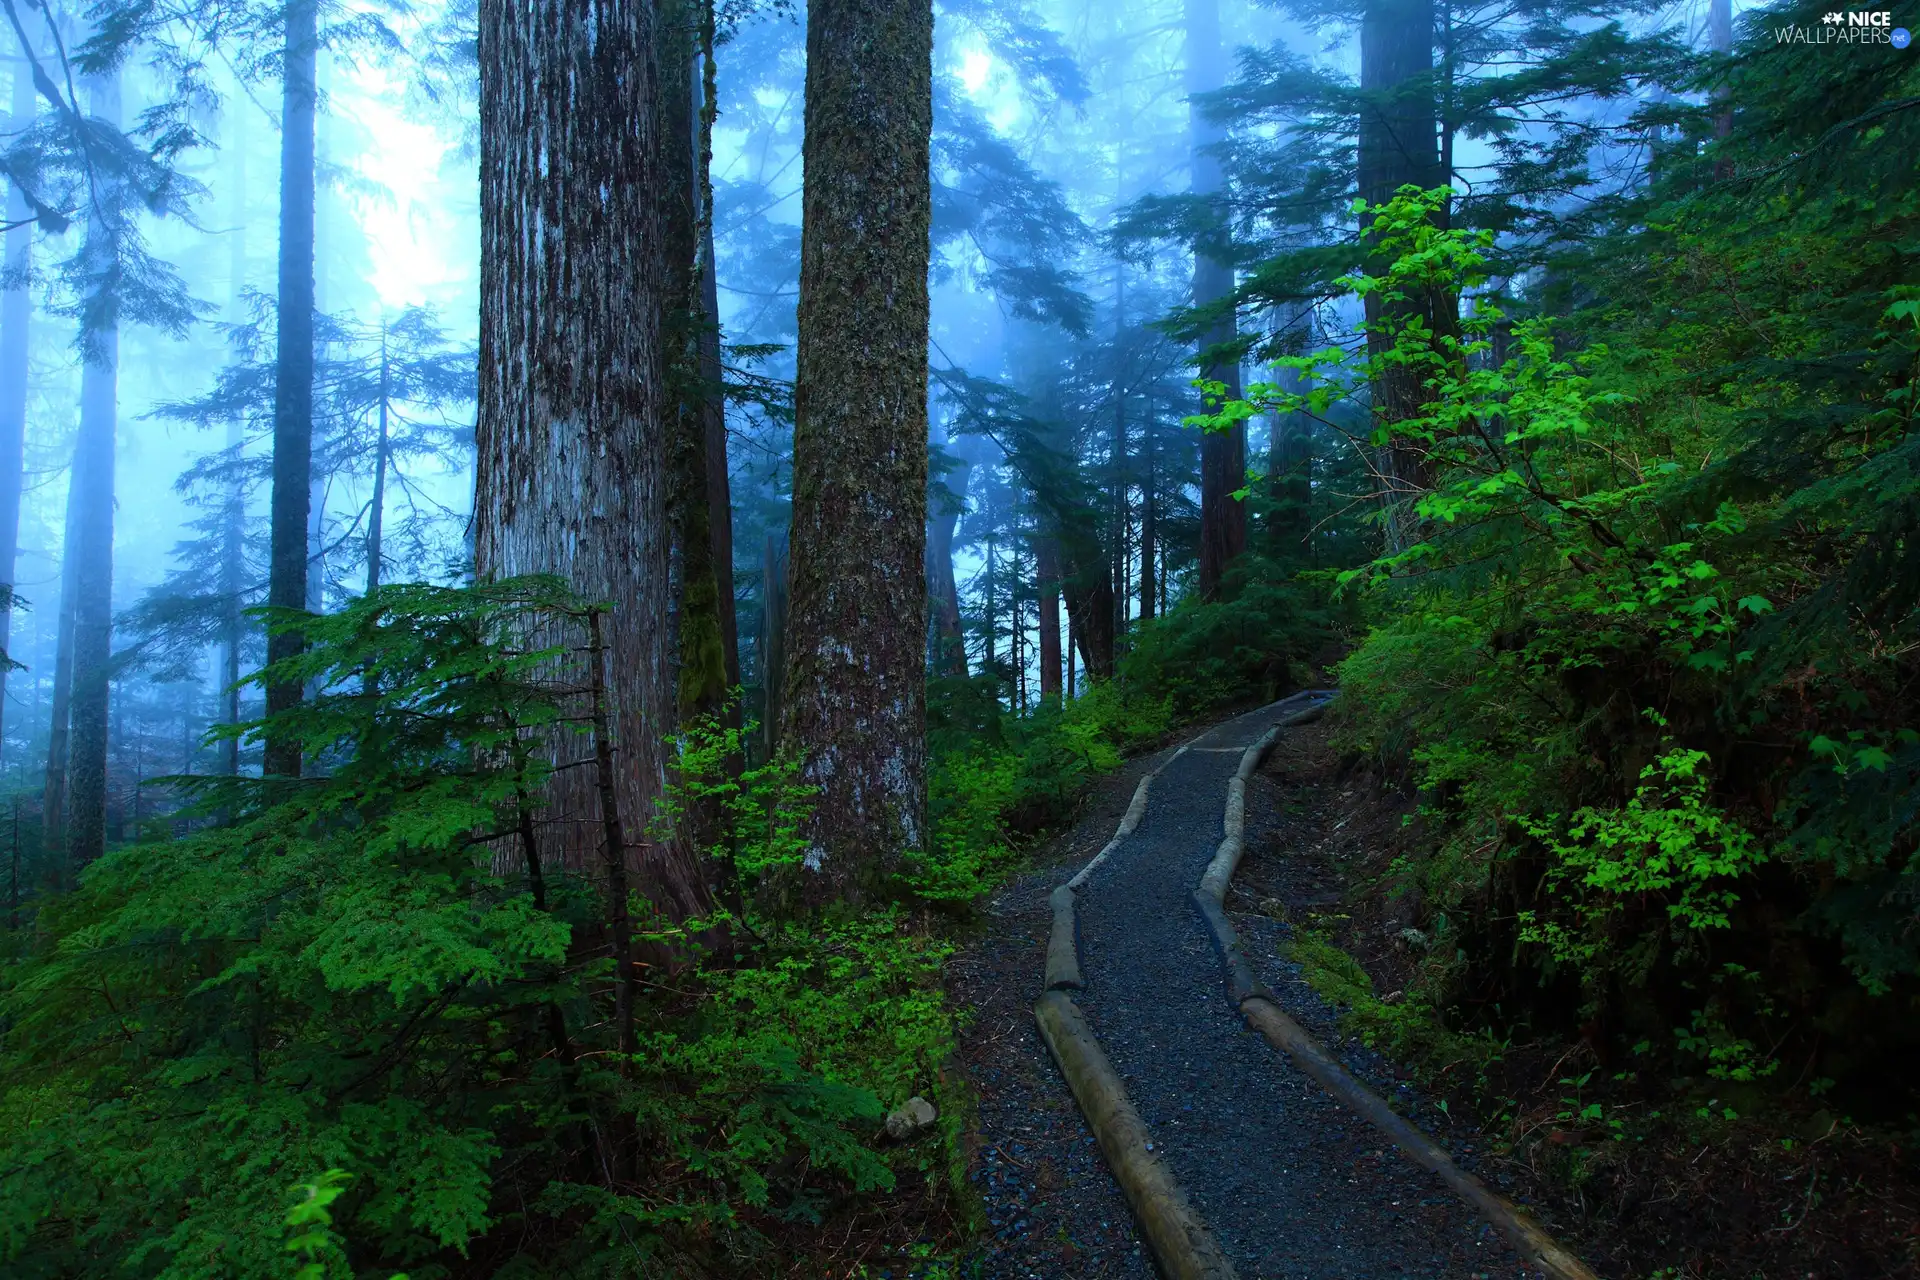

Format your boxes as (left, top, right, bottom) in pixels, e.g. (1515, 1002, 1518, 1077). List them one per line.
(1189, 0, 1245, 601)
(265, 0, 317, 777)
(926, 431, 973, 678)
(1036, 535, 1062, 700)
(1359, 0, 1438, 554)
(476, 0, 708, 915)
(1061, 546, 1115, 681)
(0, 63, 32, 755)
(780, 0, 933, 898)
(66, 66, 120, 872)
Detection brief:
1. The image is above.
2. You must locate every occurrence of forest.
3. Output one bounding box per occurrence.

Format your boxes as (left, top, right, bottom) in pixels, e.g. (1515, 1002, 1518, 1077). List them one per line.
(0, 0, 1916, 1275)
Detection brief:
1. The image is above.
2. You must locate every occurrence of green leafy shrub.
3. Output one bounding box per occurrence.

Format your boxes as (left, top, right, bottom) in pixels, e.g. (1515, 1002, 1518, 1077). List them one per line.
(1212, 179, 1920, 1112)
(0, 581, 964, 1278)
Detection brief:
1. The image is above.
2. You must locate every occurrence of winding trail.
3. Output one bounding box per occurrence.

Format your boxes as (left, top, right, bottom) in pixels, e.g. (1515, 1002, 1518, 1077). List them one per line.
(964, 698, 1572, 1278)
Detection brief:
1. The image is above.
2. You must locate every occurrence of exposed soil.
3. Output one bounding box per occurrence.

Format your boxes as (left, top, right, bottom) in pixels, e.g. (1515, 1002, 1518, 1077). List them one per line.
(1233, 714, 1920, 1280)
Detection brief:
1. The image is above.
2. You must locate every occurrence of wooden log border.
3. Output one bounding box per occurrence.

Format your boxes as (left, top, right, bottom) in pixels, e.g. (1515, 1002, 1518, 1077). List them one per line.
(1194, 694, 1602, 1280)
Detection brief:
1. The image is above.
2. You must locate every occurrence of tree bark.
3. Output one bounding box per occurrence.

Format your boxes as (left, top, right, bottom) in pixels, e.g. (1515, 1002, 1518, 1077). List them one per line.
(1036, 535, 1062, 700)
(476, 0, 709, 915)
(1359, 0, 1438, 554)
(1061, 545, 1115, 681)
(760, 528, 788, 759)
(1189, 0, 1245, 601)
(65, 65, 120, 872)
(265, 0, 317, 777)
(0, 62, 32, 757)
(780, 0, 933, 899)
(663, 6, 728, 723)
(695, 12, 739, 696)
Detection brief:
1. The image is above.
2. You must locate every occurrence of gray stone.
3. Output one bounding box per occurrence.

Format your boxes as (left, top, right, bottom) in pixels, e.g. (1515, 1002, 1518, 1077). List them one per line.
(884, 1094, 937, 1140)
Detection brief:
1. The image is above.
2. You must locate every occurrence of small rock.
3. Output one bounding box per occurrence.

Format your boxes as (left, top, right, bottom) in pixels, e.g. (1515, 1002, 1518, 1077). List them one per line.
(884, 1094, 937, 1140)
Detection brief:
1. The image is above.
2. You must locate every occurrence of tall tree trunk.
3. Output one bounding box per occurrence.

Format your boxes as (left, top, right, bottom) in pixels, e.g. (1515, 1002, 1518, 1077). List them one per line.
(307, 54, 332, 619)
(1061, 547, 1115, 682)
(1358, 0, 1438, 554)
(0, 62, 32, 758)
(695, 12, 739, 696)
(1065, 614, 1076, 698)
(42, 460, 79, 877)
(926, 430, 973, 678)
(266, 0, 318, 777)
(1110, 264, 1131, 633)
(1189, 0, 1245, 601)
(981, 535, 997, 673)
(66, 65, 120, 872)
(476, 0, 709, 915)
(1267, 362, 1312, 558)
(365, 327, 390, 594)
(222, 105, 247, 777)
(760, 528, 788, 759)
(663, 4, 727, 723)
(1139, 401, 1157, 621)
(779, 0, 933, 898)
(1036, 535, 1062, 700)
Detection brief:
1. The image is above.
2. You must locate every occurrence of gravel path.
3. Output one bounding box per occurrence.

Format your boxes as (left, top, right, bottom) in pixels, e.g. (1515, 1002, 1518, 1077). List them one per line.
(1068, 703, 1539, 1280)
(953, 749, 1174, 1279)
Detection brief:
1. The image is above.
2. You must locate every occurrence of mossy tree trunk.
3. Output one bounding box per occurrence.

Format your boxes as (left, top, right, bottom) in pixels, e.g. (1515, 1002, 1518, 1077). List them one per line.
(475, 0, 709, 918)
(780, 0, 933, 900)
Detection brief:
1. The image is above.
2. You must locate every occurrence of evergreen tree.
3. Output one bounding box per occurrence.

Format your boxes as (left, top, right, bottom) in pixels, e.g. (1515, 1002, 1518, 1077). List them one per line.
(265, 0, 318, 777)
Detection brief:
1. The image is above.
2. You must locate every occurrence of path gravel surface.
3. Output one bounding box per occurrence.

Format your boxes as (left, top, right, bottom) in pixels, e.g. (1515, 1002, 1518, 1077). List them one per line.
(1064, 703, 1541, 1279)
(952, 749, 1171, 1279)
